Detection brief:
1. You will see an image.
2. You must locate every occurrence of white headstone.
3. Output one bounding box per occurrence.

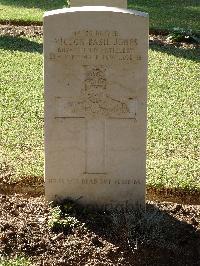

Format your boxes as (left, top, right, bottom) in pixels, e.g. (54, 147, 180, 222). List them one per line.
(71, 0, 127, 8)
(44, 2, 148, 210)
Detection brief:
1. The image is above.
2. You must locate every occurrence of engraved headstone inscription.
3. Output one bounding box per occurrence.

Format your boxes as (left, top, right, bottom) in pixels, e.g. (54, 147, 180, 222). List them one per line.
(44, 0, 148, 210)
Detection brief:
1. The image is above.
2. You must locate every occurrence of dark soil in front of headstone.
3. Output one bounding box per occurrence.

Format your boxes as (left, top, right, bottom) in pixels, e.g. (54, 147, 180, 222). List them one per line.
(0, 194, 199, 266)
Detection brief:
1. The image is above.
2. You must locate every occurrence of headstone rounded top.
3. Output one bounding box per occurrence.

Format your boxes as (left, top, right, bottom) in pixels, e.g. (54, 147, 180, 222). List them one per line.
(44, 6, 148, 18)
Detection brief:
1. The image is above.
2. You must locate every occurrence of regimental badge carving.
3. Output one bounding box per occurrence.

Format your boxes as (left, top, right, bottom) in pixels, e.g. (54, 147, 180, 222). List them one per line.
(55, 66, 138, 119)
(79, 67, 129, 117)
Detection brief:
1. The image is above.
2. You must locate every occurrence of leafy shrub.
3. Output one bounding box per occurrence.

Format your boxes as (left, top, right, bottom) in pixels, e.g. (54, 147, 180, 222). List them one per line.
(167, 27, 200, 43)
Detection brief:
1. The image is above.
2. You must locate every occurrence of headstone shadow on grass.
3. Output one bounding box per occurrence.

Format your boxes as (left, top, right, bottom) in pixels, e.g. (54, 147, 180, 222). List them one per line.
(0, 36, 42, 53)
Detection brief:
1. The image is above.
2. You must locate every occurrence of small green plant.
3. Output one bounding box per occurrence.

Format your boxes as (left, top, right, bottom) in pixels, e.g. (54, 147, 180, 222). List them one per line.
(48, 205, 80, 233)
(167, 27, 200, 43)
(0, 256, 31, 266)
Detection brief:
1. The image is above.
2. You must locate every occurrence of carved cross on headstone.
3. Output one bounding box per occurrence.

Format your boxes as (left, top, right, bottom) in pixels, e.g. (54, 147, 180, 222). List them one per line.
(55, 67, 137, 174)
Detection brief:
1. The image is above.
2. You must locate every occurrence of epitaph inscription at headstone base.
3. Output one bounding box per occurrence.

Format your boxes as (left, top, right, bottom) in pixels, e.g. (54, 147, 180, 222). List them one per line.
(44, 0, 148, 210)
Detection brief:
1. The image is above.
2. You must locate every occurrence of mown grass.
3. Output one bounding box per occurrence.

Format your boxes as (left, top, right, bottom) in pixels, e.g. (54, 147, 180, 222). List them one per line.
(129, 0, 200, 33)
(0, 257, 31, 266)
(0, 0, 199, 33)
(148, 45, 200, 190)
(0, 0, 67, 24)
(0, 36, 44, 178)
(0, 36, 199, 190)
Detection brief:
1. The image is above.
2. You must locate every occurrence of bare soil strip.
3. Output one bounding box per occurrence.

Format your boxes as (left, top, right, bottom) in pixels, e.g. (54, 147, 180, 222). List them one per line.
(0, 20, 43, 26)
(0, 194, 200, 266)
(0, 175, 200, 205)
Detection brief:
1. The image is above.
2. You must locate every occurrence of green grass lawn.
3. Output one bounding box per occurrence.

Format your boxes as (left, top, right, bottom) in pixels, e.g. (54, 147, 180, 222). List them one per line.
(0, 36, 199, 190)
(0, 36, 44, 178)
(0, 0, 199, 33)
(129, 0, 200, 33)
(0, 0, 67, 24)
(148, 45, 199, 190)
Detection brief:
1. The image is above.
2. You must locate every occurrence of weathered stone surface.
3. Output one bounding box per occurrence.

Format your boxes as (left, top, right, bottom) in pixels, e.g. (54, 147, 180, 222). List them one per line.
(70, 0, 127, 8)
(44, 5, 148, 210)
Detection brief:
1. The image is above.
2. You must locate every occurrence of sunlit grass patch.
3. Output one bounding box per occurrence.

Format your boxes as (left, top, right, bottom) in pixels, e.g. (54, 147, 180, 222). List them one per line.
(0, 36, 43, 179)
(0, 0, 66, 24)
(147, 47, 200, 190)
